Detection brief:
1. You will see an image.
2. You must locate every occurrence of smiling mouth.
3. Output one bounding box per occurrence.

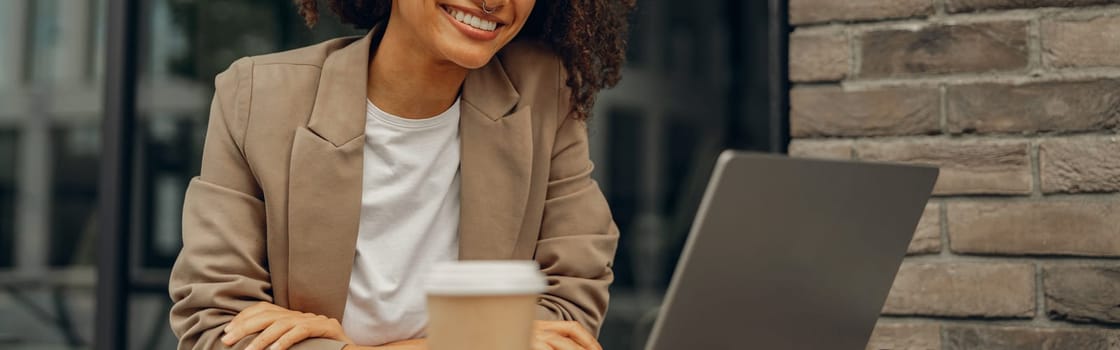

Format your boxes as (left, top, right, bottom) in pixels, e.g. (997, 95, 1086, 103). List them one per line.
(442, 5, 500, 32)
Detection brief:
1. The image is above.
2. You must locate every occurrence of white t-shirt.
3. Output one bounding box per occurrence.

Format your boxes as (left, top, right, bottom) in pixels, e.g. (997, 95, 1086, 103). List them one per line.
(341, 98, 461, 345)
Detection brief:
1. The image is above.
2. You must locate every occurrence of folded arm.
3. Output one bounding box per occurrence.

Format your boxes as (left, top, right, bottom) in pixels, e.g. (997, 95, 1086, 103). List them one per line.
(168, 59, 347, 350)
(533, 71, 621, 336)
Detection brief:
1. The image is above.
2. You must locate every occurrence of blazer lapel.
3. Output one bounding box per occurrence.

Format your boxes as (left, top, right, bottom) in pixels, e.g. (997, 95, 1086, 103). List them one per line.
(458, 57, 533, 260)
(287, 28, 380, 320)
(286, 25, 531, 319)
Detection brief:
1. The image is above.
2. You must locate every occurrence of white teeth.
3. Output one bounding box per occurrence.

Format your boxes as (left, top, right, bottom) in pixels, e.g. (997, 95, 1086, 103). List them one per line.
(445, 6, 498, 32)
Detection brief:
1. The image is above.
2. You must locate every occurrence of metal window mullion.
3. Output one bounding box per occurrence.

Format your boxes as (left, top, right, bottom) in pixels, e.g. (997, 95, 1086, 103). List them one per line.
(768, 0, 790, 153)
(95, 0, 139, 349)
(11, 0, 53, 280)
(15, 93, 51, 276)
(0, 0, 29, 86)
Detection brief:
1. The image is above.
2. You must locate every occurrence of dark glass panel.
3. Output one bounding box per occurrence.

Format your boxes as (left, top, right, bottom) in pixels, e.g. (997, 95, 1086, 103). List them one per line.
(0, 129, 17, 268)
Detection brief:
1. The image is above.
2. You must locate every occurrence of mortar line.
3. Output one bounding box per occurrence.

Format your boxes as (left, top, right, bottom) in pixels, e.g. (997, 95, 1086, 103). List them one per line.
(793, 3, 1120, 31)
(793, 132, 1118, 143)
(1031, 140, 1043, 198)
(939, 199, 950, 258)
(849, 26, 862, 79)
(901, 252, 1120, 264)
(876, 315, 1120, 330)
(1028, 15, 1045, 73)
(937, 191, 1120, 202)
(840, 68, 1120, 89)
(1034, 262, 1046, 324)
(939, 84, 948, 134)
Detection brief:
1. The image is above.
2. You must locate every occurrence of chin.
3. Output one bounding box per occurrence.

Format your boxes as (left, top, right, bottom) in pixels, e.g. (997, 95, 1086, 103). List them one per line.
(441, 45, 501, 70)
(453, 56, 494, 69)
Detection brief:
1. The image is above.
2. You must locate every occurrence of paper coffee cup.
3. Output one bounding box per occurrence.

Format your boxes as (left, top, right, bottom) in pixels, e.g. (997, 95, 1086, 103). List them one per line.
(425, 261, 546, 350)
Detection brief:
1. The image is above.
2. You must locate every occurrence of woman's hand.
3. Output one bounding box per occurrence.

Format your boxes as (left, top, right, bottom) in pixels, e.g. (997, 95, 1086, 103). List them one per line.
(221, 302, 354, 350)
(532, 321, 603, 350)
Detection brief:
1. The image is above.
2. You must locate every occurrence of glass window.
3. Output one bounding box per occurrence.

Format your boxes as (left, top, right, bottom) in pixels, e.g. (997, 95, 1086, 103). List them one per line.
(0, 129, 16, 268)
(0, 0, 104, 347)
(0, 0, 781, 348)
(133, 0, 362, 272)
(129, 294, 178, 349)
(48, 124, 100, 268)
(592, 0, 761, 349)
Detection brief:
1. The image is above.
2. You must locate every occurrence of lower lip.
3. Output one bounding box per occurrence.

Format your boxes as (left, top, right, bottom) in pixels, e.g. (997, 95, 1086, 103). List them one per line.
(441, 7, 501, 41)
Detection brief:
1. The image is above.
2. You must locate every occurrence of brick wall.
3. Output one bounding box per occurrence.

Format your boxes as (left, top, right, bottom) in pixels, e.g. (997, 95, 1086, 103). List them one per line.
(787, 0, 1120, 348)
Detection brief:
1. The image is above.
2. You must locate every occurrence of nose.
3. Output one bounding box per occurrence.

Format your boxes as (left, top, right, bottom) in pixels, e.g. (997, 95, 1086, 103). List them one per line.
(479, 0, 505, 12)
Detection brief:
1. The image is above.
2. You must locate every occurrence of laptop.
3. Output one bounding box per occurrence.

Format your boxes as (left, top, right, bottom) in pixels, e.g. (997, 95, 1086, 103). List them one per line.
(645, 151, 938, 350)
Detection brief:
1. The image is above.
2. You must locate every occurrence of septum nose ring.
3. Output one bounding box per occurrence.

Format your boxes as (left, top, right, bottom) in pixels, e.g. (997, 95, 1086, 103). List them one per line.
(481, 0, 496, 14)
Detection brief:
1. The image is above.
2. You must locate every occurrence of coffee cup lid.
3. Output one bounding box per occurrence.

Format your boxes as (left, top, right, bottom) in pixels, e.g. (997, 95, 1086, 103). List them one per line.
(425, 260, 547, 296)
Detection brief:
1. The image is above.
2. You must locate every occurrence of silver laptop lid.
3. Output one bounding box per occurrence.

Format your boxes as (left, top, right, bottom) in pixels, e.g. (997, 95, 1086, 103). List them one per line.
(646, 151, 938, 350)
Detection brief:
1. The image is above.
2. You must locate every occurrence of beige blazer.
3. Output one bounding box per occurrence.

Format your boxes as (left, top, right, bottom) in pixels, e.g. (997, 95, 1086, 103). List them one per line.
(168, 27, 619, 350)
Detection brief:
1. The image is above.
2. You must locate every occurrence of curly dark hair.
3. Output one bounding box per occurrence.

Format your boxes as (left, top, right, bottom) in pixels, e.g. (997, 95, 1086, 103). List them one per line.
(294, 0, 635, 120)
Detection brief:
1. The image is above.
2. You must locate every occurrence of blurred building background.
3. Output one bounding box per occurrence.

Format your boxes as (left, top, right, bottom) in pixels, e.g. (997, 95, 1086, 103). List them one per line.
(788, 0, 1120, 348)
(5, 0, 1118, 349)
(0, 0, 787, 349)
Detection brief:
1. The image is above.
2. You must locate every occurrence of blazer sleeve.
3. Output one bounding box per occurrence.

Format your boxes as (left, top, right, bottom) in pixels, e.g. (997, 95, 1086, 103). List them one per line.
(168, 59, 346, 350)
(533, 66, 621, 336)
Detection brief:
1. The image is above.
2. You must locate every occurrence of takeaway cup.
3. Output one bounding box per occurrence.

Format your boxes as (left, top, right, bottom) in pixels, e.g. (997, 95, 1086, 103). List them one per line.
(425, 261, 547, 350)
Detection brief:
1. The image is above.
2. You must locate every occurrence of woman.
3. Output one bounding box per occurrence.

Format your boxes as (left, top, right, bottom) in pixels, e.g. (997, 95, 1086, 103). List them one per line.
(168, 0, 633, 349)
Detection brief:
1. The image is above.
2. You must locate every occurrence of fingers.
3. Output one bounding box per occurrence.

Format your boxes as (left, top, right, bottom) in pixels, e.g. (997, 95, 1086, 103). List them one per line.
(223, 302, 281, 345)
(536, 321, 602, 350)
(556, 322, 600, 350)
(245, 320, 295, 350)
(238, 302, 281, 321)
(543, 333, 583, 350)
(222, 302, 353, 349)
(269, 324, 316, 350)
(263, 316, 351, 350)
(223, 310, 285, 345)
